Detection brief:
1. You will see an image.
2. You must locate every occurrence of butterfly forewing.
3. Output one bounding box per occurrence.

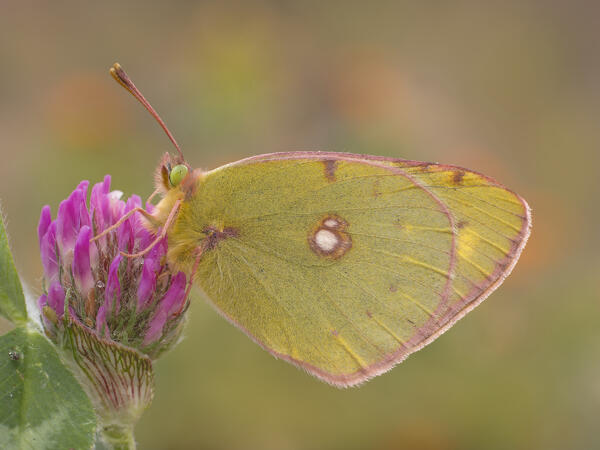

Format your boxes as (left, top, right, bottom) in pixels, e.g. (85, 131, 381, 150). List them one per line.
(170, 153, 530, 386)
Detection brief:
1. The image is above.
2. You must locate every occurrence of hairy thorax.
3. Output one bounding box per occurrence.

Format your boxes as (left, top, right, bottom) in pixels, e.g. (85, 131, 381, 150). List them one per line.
(151, 170, 207, 273)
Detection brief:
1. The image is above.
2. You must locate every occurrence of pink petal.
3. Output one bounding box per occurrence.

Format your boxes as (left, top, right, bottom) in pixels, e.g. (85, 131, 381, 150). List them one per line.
(40, 221, 59, 284)
(73, 226, 94, 299)
(47, 282, 65, 319)
(90, 175, 111, 238)
(37, 205, 52, 250)
(143, 272, 187, 345)
(105, 254, 122, 315)
(136, 255, 161, 309)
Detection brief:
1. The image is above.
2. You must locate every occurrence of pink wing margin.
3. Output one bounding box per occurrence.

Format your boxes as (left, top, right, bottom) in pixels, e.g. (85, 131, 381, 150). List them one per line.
(206, 151, 532, 387)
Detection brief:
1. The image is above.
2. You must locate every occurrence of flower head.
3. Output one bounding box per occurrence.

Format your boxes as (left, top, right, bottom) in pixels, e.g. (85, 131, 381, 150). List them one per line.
(37, 175, 189, 358)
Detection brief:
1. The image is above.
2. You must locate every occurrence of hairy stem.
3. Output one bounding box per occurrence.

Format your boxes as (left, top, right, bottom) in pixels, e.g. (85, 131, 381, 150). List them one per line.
(97, 424, 136, 450)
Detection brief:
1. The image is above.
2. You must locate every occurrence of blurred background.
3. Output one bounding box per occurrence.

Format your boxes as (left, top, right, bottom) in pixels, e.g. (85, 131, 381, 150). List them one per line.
(1, 1, 599, 449)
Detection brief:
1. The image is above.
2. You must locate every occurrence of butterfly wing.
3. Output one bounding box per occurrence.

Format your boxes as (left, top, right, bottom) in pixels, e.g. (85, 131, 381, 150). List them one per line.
(171, 152, 530, 386)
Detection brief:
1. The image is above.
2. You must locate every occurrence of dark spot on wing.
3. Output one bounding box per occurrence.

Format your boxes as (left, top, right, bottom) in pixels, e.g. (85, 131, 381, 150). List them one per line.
(366, 310, 373, 318)
(372, 178, 381, 197)
(389, 284, 398, 292)
(323, 160, 337, 182)
(203, 226, 239, 250)
(496, 260, 509, 271)
(457, 221, 468, 229)
(308, 214, 352, 259)
(452, 170, 465, 185)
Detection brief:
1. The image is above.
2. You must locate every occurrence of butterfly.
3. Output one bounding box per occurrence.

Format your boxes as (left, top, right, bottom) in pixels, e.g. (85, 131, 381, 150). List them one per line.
(103, 63, 531, 387)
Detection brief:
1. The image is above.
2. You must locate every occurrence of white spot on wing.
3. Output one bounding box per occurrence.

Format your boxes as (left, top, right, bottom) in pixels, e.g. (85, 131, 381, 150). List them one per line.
(315, 229, 338, 252)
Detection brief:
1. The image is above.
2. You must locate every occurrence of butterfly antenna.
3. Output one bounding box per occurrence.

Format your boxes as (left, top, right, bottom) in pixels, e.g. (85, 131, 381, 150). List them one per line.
(110, 62, 185, 162)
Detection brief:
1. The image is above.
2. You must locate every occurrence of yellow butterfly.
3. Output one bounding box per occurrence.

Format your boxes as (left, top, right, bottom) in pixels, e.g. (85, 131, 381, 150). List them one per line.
(103, 63, 531, 387)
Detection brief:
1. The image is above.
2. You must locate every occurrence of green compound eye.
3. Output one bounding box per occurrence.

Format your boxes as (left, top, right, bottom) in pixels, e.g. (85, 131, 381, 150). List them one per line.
(169, 164, 188, 187)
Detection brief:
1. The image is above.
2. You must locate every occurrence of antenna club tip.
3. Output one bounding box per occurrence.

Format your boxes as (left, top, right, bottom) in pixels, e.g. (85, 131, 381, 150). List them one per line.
(110, 63, 125, 79)
(110, 63, 129, 88)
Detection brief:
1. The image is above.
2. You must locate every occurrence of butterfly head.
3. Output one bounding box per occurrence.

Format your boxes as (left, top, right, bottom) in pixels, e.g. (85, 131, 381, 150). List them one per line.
(155, 152, 193, 194)
(149, 152, 197, 235)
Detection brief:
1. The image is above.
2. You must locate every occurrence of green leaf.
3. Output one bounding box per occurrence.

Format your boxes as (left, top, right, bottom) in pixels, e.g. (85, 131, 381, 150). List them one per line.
(0, 327, 97, 450)
(0, 211, 27, 324)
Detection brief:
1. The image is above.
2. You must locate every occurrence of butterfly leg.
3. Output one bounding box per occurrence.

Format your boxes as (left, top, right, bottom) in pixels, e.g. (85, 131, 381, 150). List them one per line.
(120, 199, 182, 258)
(90, 207, 156, 242)
(146, 188, 160, 204)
